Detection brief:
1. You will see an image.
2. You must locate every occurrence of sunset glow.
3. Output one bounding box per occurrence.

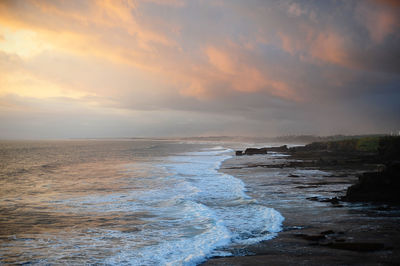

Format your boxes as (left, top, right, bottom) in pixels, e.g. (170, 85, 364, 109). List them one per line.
(0, 0, 399, 138)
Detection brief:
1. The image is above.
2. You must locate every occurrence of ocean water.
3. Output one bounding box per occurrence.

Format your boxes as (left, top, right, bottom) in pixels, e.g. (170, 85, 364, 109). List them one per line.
(0, 140, 284, 265)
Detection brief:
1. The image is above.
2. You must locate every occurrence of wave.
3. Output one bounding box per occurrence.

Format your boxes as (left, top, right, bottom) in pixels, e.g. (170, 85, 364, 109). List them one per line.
(1, 144, 284, 265)
(107, 146, 284, 265)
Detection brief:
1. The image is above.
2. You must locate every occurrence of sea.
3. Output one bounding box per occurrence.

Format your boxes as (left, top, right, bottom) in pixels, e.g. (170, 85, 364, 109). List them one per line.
(0, 140, 284, 265)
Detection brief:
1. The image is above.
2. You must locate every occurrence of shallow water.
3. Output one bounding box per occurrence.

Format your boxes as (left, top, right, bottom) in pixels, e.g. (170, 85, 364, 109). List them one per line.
(0, 140, 283, 265)
(220, 153, 400, 234)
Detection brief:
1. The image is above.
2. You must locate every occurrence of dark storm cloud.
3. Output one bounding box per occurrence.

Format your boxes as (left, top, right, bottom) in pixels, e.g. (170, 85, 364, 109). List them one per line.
(0, 0, 399, 138)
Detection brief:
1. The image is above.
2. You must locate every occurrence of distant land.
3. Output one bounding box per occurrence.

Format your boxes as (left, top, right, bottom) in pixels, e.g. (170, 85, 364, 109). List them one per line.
(167, 134, 397, 144)
(63, 134, 400, 144)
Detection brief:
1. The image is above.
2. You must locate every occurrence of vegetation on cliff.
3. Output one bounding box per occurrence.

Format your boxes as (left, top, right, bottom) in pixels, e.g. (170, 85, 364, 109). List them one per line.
(236, 135, 400, 204)
(293, 136, 400, 204)
(290, 136, 387, 153)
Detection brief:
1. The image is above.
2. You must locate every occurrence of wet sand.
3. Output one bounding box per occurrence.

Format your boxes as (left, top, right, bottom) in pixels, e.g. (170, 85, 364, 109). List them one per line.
(201, 151, 400, 265)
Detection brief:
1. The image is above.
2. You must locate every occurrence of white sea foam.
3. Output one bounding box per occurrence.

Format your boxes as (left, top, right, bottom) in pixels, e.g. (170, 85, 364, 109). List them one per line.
(104, 146, 284, 265)
(132, 146, 285, 265)
(1, 144, 284, 266)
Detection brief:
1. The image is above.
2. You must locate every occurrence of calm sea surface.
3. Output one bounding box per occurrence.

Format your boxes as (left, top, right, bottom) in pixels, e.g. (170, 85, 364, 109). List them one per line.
(0, 140, 283, 265)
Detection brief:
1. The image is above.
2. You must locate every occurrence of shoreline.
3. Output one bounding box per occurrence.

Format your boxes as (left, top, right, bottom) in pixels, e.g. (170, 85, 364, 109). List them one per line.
(201, 148, 400, 265)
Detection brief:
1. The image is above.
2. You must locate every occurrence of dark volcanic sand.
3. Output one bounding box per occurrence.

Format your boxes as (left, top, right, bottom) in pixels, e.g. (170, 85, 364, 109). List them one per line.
(201, 151, 400, 265)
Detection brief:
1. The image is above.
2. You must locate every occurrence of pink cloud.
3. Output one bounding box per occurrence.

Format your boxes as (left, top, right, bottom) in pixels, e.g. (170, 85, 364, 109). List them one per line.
(202, 45, 301, 101)
(310, 32, 349, 66)
(356, 0, 400, 44)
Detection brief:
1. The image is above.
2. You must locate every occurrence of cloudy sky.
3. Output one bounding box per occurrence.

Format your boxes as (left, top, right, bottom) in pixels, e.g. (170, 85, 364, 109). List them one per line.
(0, 0, 399, 139)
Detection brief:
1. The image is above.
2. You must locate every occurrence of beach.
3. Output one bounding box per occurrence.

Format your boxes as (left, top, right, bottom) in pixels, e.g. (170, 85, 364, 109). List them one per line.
(1, 139, 400, 265)
(2, 0, 400, 264)
(0, 140, 284, 264)
(202, 146, 400, 265)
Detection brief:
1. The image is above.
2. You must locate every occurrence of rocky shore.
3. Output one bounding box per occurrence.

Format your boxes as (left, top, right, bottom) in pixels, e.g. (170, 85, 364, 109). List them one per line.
(201, 136, 400, 265)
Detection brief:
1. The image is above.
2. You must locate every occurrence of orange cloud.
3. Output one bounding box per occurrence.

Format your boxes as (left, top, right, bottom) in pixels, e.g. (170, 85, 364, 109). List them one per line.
(2, 0, 357, 108)
(0, 0, 176, 54)
(357, 0, 400, 44)
(278, 32, 296, 55)
(310, 32, 349, 66)
(206, 46, 236, 74)
(202, 45, 300, 101)
(278, 27, 357, 71)
(375, 0, 400, 8)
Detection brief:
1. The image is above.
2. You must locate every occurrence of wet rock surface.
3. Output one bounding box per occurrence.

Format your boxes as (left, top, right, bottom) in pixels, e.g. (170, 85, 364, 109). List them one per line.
(344, 137, 400, 204)
(202, 137, 400, 265)
(345, 167, 400, 203)
(243, 147, 268, 155)
(236, 145, 289, 156)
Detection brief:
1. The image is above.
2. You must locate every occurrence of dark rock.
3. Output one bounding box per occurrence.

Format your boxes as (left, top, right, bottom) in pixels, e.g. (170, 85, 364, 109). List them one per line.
(306, 196, 320, 202)
(320, 230, 335, 235)
(240, 146, 291, 155)
(295, 230, 386, 252)
(378, 136, 400, 162)
(244, 148, 268, 155)
(322, 242, 385, 252)
(294, 233, 326, 241)
(121, 228, 139, 233)
(320, 197, 340, 204)
(344, 162, 400, 203)
(235, 150, 243, 156)
(267, 145, 288, 152)
(288, 174, 300, 178)
(306, 196, 343, 207)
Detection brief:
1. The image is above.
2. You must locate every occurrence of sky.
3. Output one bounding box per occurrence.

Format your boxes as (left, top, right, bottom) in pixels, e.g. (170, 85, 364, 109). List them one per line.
(0, 0, 399, 139)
